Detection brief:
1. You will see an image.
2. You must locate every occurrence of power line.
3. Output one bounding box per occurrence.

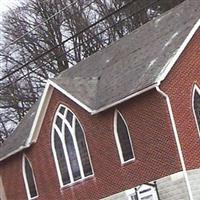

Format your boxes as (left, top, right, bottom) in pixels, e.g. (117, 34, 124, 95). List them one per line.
(0, 0, 96, 68)
(0, 0, 97, 67)
(0, 0, 161, 89)
(1, 0, 80, 51)
(0, 0, 137, 82)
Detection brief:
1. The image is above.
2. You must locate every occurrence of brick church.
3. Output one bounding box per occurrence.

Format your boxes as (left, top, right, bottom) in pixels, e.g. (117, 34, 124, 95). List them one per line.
(0, 0, 200, 199)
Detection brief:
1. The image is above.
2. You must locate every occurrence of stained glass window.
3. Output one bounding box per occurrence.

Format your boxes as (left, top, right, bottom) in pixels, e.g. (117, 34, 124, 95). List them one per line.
(52, 105, 93, 187)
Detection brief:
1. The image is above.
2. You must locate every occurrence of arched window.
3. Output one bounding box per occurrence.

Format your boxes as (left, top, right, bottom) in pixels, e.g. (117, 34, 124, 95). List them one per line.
(114, 110, 135, 163)
(52, 105, 93, 187)
(22, 155, 38, 199)
(192, 85, 200, 136)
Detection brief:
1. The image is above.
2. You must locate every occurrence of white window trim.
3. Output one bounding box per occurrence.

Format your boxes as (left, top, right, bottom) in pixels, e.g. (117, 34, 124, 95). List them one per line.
(126, 184, 158, 200)
(137, 185, 158, 200)
(126, 188, 136, 200)
(22, 154, 39, 200)
(51, 104, 94, 188)
(113, 109, 135, 164)
(192, 84, 200, 137)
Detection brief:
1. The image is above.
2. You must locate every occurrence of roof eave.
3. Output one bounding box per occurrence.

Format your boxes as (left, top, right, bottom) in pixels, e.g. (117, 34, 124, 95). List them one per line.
(156, 18, 200, 84)
(91, 83, 160, 115)
(25, 82, 53, 145)
(48, 79, 93, 113)
(0, 144, 31, 162)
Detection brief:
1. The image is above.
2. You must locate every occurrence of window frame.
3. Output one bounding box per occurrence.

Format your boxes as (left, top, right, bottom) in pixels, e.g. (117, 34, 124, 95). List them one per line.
(192, 84, 200, 137)
(137, 185, 159, 200)
(51, 104, 94, 188)
(126, 185, 159, 200)
(22, 154, 39, 200)
(113, 109, 135, 164)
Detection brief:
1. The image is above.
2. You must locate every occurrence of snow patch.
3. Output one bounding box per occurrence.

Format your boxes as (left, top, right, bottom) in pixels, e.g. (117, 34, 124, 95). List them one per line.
(155, 51, 177, 82)
(30, 111, 36, 117)
(148, 58, 158, 69)
(154, 11, 172, 26)
(164, 32, 179, 48)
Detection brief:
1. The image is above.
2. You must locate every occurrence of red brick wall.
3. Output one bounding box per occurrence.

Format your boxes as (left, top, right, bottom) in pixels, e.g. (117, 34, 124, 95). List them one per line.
(0, 88, 181, 200)
(0, 153, 27, 200)
(161, 28, 200, 170)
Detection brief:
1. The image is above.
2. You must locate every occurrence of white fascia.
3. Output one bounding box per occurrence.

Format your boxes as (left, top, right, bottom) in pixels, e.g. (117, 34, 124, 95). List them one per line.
(26, 78, 93, 146)
(0, 145, 29, 162)
(156, 86, 194, 200)
(26, 80, 53, 145)
(48, 81, 159, 115)
(0, 82, 53, 162)
(157, 18, 200, 83)
(48, 79, 93, 113)
(91, 83, 159, 115)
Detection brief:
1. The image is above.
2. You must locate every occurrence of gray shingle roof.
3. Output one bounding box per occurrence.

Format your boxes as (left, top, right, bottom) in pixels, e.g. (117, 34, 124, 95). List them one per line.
(53, 0, 200, 110)
(0, 0, 199, 161)
(0, 100, 40, 160)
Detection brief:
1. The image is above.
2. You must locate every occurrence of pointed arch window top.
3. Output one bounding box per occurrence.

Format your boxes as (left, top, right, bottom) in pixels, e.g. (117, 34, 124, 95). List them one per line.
(192, 84, 200, 136)
(22, 155, 38, 200)
(52, 104, 93, 187)
(114, 109, 135, 164)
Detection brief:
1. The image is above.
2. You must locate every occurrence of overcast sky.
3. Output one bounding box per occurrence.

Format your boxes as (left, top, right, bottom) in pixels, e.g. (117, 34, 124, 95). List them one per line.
(0, 0, 20, 18)
(0, 0, 20, 59)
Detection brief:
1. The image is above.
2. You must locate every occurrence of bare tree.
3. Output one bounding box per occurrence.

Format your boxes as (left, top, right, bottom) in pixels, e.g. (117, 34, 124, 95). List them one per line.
(0, 0, 184, 141)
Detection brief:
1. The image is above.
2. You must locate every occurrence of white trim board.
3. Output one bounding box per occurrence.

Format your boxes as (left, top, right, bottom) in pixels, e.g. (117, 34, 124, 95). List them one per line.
(156, 18, 200, 84)
(156, 86, 194, 200)
(26, 82, 53, 145)
(91, 84, 159, 115)
(0, 145, 30, 162)
(48, 80, 93, 113)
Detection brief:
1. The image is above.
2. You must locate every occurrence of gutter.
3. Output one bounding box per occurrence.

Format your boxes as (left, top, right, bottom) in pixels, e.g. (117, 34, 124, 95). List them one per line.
(156, 86, 193, 200)
(91, 83, 159, 115)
